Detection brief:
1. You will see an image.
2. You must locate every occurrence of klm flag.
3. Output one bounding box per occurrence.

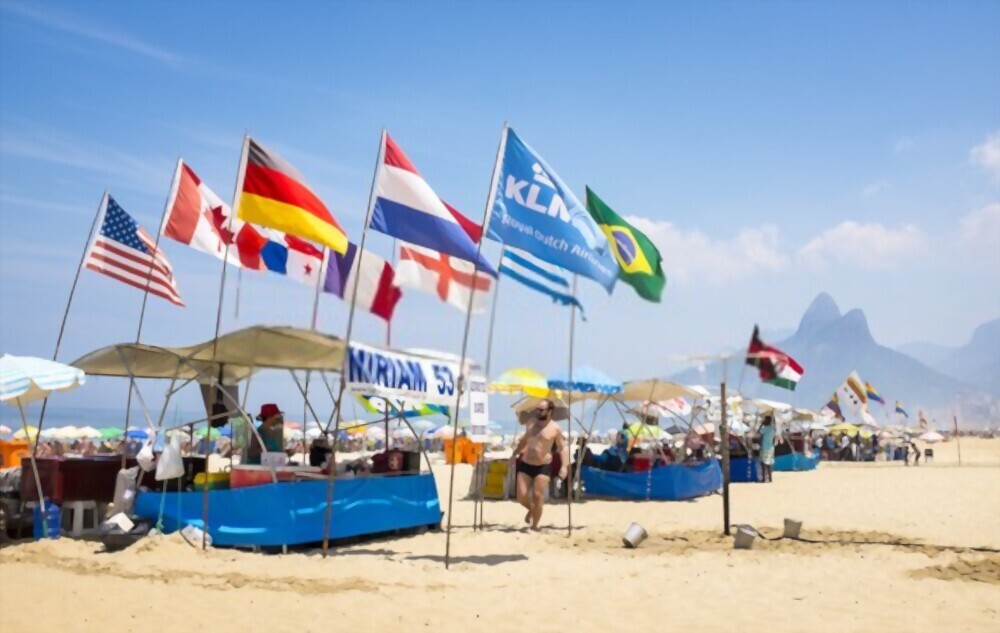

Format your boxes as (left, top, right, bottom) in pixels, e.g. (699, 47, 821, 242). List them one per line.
(486, 127, 618, 292)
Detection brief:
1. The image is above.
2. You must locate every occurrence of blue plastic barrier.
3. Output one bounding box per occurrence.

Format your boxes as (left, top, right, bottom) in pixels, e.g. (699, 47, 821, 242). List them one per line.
(581, 460, 722, 501)
(135, 473, 441, 547)
(729, 457, 762, 483)
(773, 453, 820, 472)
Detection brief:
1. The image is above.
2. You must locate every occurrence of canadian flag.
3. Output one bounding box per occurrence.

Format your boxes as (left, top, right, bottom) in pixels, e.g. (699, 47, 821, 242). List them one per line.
(395, 243, 492, 314)
(162, 159, 323, 286)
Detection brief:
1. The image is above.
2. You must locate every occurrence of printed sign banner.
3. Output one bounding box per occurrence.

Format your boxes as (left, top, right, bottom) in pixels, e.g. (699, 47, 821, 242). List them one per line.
(347, 343, 461, 407)
(467, 375, 490, 442)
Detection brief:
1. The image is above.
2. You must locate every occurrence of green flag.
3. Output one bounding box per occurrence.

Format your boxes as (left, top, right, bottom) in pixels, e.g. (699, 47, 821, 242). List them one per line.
(585, 187, 666, 302)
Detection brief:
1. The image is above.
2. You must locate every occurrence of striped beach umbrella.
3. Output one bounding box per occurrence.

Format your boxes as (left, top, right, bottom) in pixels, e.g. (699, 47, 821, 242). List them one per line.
(0, 354, 85, 406)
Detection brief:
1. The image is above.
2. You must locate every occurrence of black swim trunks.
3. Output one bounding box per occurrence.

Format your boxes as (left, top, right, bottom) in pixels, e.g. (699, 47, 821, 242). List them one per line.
(516, 461, 550, 480)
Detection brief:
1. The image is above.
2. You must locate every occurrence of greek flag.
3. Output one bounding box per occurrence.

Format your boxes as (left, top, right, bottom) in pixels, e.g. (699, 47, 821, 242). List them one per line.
(499, 248, 584, 317)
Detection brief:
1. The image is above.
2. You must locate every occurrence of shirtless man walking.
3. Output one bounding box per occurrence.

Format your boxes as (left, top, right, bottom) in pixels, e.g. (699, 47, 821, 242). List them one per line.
(512, 399, 568, 531)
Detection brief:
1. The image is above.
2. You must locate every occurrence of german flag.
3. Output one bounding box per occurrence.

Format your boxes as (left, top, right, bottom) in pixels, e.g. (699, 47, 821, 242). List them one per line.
(237, 137, 348, 254)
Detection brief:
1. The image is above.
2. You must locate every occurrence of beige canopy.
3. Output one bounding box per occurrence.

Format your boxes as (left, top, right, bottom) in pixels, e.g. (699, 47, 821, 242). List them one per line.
(619, 379, 705, 403)
(72, 325, 348, 385)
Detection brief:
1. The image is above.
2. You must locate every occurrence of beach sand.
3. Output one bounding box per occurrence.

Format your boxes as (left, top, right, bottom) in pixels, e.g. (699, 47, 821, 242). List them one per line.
(2, 438, 998, 632)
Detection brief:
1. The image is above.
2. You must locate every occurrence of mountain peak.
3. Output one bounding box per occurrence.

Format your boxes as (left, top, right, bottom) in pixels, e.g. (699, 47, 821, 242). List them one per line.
(797, 292, 841, 335)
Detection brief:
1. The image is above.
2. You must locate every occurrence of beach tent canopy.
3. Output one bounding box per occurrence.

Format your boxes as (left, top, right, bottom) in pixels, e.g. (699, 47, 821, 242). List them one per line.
(72, 326, 349, 384)
(746, 398, 793, 413)
(619, 380, 705, 402)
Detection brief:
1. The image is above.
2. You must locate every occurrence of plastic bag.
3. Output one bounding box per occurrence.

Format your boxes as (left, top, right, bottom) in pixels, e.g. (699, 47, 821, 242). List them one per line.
(155, 433, 185, 481)
(136, 439, 156, 472)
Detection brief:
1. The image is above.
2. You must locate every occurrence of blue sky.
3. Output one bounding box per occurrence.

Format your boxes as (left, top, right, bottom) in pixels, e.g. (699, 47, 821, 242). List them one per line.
(1, 1, 998, 420)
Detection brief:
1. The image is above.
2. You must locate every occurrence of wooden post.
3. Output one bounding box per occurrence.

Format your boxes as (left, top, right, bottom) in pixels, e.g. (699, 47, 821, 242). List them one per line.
(953, 414, 962, 467)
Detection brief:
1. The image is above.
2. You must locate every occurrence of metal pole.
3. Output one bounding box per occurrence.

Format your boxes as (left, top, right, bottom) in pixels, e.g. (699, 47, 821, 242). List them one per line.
(720, 378, 731, 536)
(444, 122, 508, 569)
(321, 128, 387, 557)
(565, 274, 578, 536)
(122, 163, 179, 469)
(34, 191, 107, 458)
(953, 414, 962, 467)
(475, 254, 503, 531)
(18, 402, 49, 537)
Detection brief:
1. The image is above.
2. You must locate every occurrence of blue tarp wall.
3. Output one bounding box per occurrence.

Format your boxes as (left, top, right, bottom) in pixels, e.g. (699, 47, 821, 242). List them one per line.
(729, 457, 763, 483)
(581, 460, 722, 501)
(774, 453, 820, 472)
(135, 473, 441, 547)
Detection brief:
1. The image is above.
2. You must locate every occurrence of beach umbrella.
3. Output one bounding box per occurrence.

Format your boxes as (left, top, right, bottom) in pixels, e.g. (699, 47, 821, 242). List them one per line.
(285, 428, 304, 440)
(490, 368, 549, 397)
(626, 422, 669, 440)
(0, 354, 86, 536)
(13, 425, 38, 440)
(0, 424, 11, 436)
(50, 425, 78, 439)
(408, 419, 436, 434)
(99, 427, 123, 439)
(918, 431, 945, 443)
(305, 426, 324, 440)
(366, 426, 386, 439)
(284, 420, 303, 430)
(547, 366, 622, 398)
(431, 425, 455, 439)
(127, 428, 151, 440)
(514, 395, 570, 425)
(76, 426, 101, 439)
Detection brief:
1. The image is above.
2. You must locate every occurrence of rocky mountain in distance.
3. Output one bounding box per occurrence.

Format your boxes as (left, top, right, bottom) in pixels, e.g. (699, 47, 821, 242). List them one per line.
(671, 293, 998, 426)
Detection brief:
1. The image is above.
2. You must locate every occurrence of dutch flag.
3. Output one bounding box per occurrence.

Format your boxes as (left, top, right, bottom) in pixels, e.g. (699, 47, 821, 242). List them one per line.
(369, 133, 496, 276)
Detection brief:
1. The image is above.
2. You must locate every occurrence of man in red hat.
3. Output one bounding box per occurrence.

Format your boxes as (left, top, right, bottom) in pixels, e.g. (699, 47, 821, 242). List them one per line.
(246, 403, 286, 465)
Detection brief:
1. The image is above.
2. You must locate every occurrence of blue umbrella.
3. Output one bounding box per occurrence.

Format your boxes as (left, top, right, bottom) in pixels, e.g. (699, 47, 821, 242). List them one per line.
(547, 366, 622, 396)
(126, 428, 150, 440)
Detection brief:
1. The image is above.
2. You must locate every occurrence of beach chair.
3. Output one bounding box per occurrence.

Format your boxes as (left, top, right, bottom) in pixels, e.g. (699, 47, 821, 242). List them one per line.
(923, 448, 934, 462)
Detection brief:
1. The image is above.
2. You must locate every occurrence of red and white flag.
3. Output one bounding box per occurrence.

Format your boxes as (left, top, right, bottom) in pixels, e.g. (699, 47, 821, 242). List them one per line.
(84, 193, 184, 306)
(162, 160, 323, 286)
(395, 243, 491, 313)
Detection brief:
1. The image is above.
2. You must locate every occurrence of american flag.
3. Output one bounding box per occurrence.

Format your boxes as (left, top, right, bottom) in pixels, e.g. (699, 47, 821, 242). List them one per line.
(84, 194, 184, 306)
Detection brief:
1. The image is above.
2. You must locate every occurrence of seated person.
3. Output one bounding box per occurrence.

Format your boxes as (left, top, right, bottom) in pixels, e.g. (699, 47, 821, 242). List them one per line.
(246, 403, 286, 465)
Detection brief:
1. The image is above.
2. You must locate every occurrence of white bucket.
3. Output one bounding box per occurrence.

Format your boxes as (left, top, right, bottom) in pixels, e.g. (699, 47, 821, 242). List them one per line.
(733, 526, 756, 550)
(622, 522, 648, 548)
(783, 518, 803, 539)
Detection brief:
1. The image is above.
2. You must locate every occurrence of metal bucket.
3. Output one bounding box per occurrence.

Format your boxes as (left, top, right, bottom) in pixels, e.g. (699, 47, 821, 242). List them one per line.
(783, 518, 803, 539)
(733, 526, 757, 550)
(622, 522, 648, 548)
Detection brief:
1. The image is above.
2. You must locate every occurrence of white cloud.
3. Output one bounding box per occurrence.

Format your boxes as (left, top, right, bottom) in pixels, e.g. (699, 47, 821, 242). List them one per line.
(970, 131, 1000, 181)
(894, 137, 914, 153)
(959, 202, 1000, 255)
(797, 221, 925, 270)
(862, 180, 889, 198)
(2, 2, 185, 66)
(625, 217, 787, 285)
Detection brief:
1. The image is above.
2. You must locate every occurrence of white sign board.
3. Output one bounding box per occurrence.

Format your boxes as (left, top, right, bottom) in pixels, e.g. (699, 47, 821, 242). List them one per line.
(347, 343, 461, 407)
(467, 375, 490, 443)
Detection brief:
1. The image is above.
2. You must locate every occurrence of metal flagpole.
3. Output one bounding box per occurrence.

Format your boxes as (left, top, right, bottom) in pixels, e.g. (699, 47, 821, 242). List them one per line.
(444, 122, 508, 569)
(121, 160, 181, 469)
(301, 248, 328, 466)
(474, 249, 503, 531)
(33, 191, 107, 459)
(201, 134, 251, 550)
(720, 359, 731, 536)
(321, 128, 387, 558)
(565, 274, 578, 536)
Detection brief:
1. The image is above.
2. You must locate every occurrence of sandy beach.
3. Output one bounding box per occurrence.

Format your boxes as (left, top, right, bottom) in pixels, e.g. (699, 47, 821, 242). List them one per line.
(2, 439, 998, 633)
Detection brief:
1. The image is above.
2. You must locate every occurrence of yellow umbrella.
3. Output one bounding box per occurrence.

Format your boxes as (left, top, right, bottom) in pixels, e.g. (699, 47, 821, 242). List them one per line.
(489, 368, 549, 397)
(13, 425, 38, 441)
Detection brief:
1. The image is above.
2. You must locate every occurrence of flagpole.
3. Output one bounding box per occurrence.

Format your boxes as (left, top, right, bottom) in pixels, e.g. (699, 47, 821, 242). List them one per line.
(321, 128, 387, 557)
(444, 122, 508, 569)
(34, 190, 107, 460)
(475, 249, 504, 530)
(201, 134, 250, 550)
(565, 274, 578, 536)
(121, 161, 181, 469)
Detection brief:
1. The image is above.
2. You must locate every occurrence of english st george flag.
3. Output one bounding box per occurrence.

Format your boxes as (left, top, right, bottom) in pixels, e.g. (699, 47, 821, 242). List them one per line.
(746, 325, 804, 391)
(84, 193, 184, 306)
(162, 160, 324, 287)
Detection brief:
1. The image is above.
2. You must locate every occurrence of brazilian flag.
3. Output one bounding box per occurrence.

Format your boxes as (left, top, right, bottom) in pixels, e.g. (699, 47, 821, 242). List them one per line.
(585, 187, 666, 302)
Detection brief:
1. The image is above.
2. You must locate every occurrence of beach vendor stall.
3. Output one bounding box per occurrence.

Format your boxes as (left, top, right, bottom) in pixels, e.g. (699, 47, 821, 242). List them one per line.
(579, 379, 722, 501)
(72, 325, 464, 548)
